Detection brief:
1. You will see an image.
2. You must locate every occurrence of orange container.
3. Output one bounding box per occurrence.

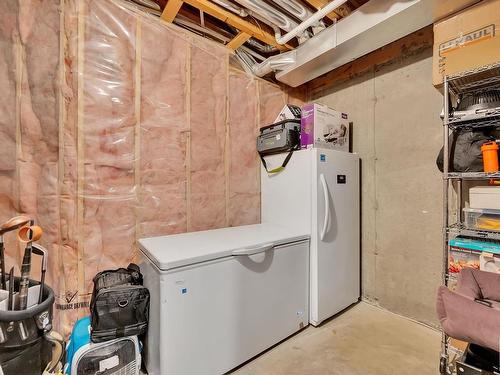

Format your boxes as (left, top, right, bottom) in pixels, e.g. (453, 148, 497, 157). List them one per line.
(481, 141, 499, 173)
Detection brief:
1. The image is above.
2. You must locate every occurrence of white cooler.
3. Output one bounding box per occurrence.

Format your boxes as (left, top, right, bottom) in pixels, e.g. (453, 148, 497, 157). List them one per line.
(470, 186, 500, 210)
(138, 223, 310, 375)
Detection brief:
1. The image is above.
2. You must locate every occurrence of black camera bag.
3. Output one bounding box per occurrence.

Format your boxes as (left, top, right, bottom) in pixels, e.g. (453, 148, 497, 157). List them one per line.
(90, 263, 149, 343)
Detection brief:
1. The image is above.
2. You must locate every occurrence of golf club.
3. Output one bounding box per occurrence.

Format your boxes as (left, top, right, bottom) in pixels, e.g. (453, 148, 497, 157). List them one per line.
(17, 224, 42, 310)
(0, 215, 31, 290)
(7, 267, 14, 311)
(32, 244, 48, 304)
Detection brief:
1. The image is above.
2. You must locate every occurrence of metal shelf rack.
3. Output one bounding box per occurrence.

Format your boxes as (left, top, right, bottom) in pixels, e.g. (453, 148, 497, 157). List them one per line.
(440, 65, 500, 375)
(446, 171, 500, 180)
(447, 224, 500, 241)
(448, 114, 500, 130)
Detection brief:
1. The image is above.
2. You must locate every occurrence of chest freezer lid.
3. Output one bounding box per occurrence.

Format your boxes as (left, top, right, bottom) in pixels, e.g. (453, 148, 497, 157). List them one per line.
(138, 223, 309, 270)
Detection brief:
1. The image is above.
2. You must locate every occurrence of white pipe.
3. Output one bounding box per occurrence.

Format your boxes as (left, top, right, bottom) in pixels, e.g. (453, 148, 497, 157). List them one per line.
(252, 51, 296, 77)
(271, 0, 310, 21)
(233, 0, 299, 32)
(275, 0, 347, 44)
(210, 0, 249, 17)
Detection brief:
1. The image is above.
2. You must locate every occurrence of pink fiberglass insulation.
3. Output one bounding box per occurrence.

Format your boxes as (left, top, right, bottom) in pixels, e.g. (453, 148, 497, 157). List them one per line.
(0, 0, 307, 335)
(189, 38, 228, 232)
(139, 19, 188, 238)
(0, 0, 20, 277)
(19, 0, 62, 297)
(228, 70, 260, 227)
(258, 80, 287, 126)
(82, 0, 138, 294)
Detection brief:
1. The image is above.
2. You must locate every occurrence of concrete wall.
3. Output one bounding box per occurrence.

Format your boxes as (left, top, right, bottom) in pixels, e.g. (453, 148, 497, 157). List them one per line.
(311, 49, 443, 326)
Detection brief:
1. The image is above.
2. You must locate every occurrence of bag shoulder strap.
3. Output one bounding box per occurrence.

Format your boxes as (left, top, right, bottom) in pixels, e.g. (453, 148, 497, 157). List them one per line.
(260, 148, 296, 174)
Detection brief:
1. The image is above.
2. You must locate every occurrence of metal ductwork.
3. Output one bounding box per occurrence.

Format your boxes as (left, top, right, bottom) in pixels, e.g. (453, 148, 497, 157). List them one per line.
(274, 0, 480, 87)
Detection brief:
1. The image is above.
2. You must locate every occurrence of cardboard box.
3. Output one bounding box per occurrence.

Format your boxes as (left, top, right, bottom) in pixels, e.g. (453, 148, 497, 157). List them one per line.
(469, 186, 500, 209)
(433, 0, 500, 86)
(449, 248, 480, 273)
(480, 252, 500, 273)
(300, 103, 349, 152)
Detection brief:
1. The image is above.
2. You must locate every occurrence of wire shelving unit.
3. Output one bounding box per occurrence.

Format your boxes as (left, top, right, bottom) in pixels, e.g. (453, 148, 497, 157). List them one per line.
(440, 64, 500, 375)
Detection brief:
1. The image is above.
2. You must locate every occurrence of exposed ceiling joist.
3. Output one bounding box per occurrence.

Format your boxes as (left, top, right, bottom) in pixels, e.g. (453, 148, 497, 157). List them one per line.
(161, 0, 184, 21)
(227, 32, 251, 50)
(179, 0, 293, 50)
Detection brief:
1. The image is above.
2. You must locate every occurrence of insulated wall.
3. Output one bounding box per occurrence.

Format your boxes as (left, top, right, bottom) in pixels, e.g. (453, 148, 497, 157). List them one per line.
(0, 0, 305, 335)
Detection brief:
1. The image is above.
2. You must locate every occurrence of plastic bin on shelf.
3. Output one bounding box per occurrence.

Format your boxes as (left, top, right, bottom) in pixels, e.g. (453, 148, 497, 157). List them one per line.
(464, 207, 500, 232)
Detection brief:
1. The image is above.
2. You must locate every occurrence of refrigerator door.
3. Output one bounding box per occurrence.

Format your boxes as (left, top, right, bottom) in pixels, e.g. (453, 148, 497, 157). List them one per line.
(158, 239, 310, 375)
(310, 149, 360, 326)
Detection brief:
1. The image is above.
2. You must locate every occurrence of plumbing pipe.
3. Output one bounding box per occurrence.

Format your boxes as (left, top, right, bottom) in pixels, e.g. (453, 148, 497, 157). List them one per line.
(275, 0, 347, 45)
(272, 0, 309, 20)
(252, 50, 296, 77)
(271, 0, 326, 34)
(245, 37, 279, 53)
(232, 0, 300, 32)
(210, 0, 249, 17)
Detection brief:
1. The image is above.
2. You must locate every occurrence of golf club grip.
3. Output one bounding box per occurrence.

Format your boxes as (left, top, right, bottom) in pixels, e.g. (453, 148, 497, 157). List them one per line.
(18, 250, 31, 310)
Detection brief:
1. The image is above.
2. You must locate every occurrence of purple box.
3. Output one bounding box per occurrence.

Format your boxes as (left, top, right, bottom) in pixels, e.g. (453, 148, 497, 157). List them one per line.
(300, 103, 349, 152)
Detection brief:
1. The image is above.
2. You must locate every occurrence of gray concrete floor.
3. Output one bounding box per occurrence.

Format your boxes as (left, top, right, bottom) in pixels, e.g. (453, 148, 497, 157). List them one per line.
(232, 302, 441, 375)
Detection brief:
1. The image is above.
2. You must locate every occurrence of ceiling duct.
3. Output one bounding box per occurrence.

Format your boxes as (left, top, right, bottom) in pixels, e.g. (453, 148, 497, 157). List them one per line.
(273, 0, 480, 87)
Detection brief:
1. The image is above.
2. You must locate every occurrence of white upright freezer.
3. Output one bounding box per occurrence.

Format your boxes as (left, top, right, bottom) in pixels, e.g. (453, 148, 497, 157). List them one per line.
(261, 148, 360, 326)
(139, 223, 310, 375)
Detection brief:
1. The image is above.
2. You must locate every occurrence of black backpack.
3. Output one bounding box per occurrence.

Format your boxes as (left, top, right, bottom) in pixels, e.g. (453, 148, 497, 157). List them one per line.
(89, 263, 150, 343)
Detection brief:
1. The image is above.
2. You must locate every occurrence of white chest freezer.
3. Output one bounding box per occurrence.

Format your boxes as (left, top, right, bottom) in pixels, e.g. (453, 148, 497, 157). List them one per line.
(138, 223, 310, 375)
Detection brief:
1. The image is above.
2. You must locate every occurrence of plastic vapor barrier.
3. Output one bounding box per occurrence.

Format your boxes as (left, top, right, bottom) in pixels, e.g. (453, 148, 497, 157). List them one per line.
(0, 0, 307, 334)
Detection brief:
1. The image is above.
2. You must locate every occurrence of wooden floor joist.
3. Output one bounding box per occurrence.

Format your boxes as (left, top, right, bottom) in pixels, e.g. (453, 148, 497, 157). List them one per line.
(161, 0, 184, 22)
(180, 0, 293, 50)
(227, 32, 251, 50)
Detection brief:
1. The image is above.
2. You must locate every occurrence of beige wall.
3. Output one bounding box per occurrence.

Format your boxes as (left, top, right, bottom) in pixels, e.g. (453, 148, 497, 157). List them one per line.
(312, 49, 444, 326)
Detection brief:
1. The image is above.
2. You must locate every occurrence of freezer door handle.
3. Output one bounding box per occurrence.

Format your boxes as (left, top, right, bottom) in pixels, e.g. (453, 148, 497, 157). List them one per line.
(320, 173, 330, 241)
(231, 243, 275, 256)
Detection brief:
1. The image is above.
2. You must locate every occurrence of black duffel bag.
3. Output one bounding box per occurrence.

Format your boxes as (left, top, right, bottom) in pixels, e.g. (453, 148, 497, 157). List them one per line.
(90, 263, 149, 343)
(436, 129, 495, 172)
